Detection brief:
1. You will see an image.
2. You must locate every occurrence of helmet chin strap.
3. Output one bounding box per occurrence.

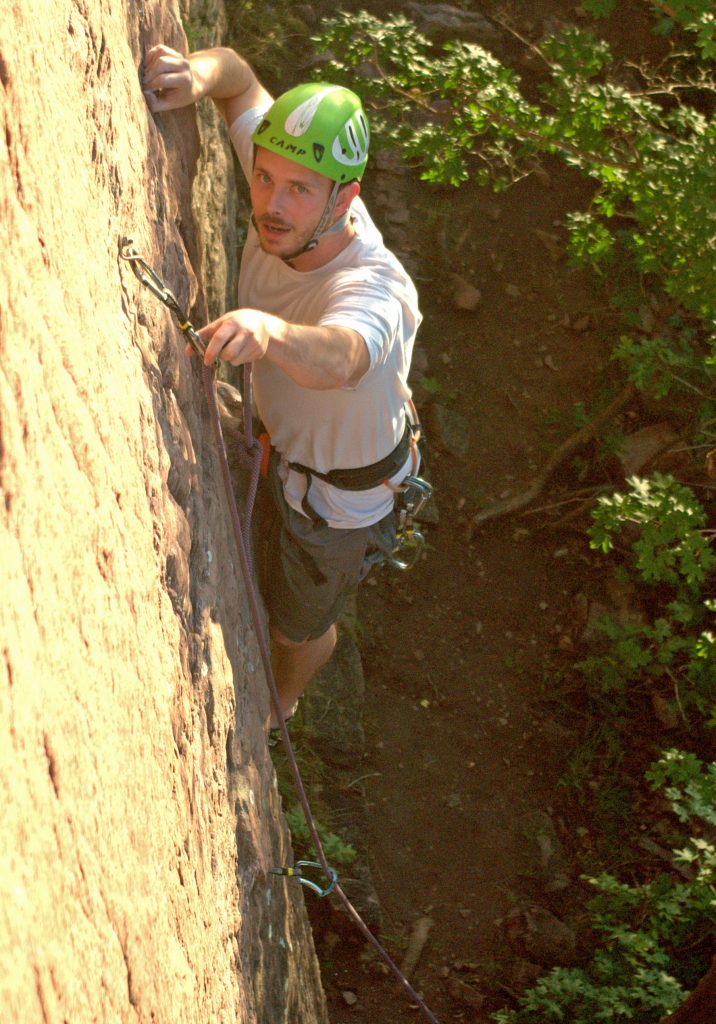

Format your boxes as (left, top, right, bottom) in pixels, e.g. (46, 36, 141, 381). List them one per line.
(299, 180, 345, 256)
(299, 178, 344, 256)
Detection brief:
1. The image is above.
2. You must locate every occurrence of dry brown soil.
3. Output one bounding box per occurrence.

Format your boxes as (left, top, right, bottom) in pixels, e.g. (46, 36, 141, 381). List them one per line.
(302, 2, 669, 1021)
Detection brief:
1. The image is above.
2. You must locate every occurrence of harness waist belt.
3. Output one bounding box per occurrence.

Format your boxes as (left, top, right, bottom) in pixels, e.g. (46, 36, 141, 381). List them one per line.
(287, 421, 412, 492)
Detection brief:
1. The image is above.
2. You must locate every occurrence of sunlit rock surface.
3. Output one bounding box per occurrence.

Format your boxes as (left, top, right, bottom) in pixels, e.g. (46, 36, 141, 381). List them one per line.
(0, 2, 327, 1021)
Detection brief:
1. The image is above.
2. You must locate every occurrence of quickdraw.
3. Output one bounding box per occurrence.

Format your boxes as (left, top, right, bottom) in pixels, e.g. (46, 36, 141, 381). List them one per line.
(390, 474, 433, 570)
(269, 861, 338, 898)
(119, 238, 207, 359)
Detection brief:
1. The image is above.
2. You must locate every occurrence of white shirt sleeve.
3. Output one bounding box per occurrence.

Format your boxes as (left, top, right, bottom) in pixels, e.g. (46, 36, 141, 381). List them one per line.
(319, 274, 404, 374)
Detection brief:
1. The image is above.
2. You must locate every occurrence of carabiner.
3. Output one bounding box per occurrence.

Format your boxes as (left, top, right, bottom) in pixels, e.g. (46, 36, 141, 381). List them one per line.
(390, 526, 426, 571)
(399, 475, 433, 520)
(390, 475, 433, 570)
(119, 238, 207, 358)
(120, 239, 170, 302)
(269, 860, 338, 898)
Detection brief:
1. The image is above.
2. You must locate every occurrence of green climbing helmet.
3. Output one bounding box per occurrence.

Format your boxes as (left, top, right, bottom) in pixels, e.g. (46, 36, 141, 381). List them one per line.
(251, 82, 370, 182)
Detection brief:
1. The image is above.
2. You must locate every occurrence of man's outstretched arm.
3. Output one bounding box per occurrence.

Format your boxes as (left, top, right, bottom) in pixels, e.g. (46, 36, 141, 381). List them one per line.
(197, 309, 371, 391)
(142, 44, 271, 126)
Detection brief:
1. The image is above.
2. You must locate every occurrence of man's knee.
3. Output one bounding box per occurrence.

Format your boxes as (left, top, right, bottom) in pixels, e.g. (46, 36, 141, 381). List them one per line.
(270, 623, 305, 649)
(270, 622, 336, 652)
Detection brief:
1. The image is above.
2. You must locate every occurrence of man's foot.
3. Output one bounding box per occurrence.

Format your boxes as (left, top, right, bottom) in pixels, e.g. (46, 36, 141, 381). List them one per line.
(267, 702, 300, 747)
(268, 700, 300, 732)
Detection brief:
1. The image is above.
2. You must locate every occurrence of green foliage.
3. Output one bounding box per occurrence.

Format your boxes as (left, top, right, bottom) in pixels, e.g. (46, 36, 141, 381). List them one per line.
(558, 717, 628, 820)
(578, 475, 715, 721)
(225, 0, 308, 86)
(578, 608, 716, 722)
(493, 753, 716, 1024)
(184, 10, 217, 52)
(612, 318, 713, 399)
(582, 0, 617, 16)
(646, 748, 716, 827)
(269, 720, 358, 870)
(583, 0, 716, 59)
(314, 12, 546, 189)
(589, 474, 715, 589)
(284, 806, 358, 866)
(314, 12, 716, 331)
(493, 965, 684, 1022)
(653, 0, 716, 59)
(566, 210, 615, 268)
(420, 375, 442, 396)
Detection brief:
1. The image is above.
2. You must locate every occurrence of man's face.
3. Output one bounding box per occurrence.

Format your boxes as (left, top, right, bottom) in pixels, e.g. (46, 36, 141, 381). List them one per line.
(250, 148, 334, 260)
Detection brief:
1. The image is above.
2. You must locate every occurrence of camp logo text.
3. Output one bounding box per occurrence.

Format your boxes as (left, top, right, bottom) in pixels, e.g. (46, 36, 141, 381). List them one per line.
(269, 136, 308, 158)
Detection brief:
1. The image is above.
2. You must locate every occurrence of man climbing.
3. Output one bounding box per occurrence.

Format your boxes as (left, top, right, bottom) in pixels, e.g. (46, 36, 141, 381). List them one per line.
(142, 44, 422, 735)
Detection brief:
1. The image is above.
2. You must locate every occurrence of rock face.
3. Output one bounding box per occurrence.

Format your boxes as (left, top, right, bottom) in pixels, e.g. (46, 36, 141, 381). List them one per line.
(0, 2, 327, 1022)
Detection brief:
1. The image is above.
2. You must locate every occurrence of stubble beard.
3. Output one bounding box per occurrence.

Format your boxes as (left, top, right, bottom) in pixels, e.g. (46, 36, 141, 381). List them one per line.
(255, 213, 321, 263)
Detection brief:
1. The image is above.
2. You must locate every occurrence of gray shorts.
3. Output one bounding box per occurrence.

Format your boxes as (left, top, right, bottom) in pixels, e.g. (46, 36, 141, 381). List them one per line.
(257, 451, 396, 642)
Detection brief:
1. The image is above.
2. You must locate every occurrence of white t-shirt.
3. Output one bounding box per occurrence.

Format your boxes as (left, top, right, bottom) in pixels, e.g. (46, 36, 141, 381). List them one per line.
(229, 106, 422, 528)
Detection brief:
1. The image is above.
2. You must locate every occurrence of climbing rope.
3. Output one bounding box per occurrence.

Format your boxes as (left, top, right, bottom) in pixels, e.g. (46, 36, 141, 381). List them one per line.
(120, 240, 441, 1024)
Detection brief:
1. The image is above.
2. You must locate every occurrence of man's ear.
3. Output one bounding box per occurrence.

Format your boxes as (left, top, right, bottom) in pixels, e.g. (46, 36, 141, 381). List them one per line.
(335, 180, 361, 217)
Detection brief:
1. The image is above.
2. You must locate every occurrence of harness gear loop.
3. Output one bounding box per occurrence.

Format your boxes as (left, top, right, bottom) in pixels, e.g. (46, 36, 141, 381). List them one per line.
(269, 861, 338, 898)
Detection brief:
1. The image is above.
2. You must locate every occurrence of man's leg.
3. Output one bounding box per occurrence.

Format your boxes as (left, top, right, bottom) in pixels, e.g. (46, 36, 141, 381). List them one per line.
(268, 623, 337, 728)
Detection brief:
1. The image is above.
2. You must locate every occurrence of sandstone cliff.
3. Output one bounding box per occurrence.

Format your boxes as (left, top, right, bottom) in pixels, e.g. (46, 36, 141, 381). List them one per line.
(0, 2, 327, 1021)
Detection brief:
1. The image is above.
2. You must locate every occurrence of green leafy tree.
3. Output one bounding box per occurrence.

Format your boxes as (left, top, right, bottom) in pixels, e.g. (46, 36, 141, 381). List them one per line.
(583, 1, 716, 60)
(314, 11, 716, 386)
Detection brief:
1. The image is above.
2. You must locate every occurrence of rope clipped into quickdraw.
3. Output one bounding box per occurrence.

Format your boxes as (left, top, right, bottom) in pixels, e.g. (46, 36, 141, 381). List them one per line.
(269, 861, 338, 898)
(120, 241, 207, 357)
(120, 238, 441, 1024)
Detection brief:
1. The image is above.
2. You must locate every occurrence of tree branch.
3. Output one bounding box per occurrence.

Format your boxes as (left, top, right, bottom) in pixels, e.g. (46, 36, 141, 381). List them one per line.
(365, 41, 634, 173)
(472, 384, 635, 528)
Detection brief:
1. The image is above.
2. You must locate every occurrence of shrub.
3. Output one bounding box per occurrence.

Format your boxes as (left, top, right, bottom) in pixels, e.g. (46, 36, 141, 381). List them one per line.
(493, 749, 716, 1023)
(579, 474, 715, 724)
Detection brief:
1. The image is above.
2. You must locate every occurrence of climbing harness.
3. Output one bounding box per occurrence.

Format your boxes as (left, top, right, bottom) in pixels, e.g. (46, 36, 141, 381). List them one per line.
(287, 420, 415, 493)
(281, 400, 434, 563)
(285, 418, 423, 529)
(119, 239, 441, 1024)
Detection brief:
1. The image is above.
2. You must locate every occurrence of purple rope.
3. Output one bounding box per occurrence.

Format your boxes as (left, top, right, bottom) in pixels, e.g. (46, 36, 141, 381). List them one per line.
(202, 362, 441, 1024)
(119, 239, 439, 1018)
